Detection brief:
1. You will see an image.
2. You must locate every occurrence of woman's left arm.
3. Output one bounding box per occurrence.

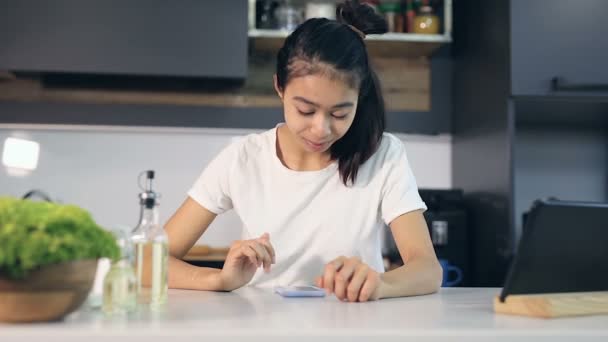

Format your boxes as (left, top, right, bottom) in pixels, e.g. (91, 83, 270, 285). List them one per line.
(377, 209, 443, 299)
(316, 209, 442, 302)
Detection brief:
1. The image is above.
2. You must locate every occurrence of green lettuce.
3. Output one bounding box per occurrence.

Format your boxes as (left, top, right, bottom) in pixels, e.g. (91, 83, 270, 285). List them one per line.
(0, 197, 120, 279)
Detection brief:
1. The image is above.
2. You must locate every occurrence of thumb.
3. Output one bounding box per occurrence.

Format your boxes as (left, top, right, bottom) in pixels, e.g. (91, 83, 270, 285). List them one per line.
(259, 232, 270, 240)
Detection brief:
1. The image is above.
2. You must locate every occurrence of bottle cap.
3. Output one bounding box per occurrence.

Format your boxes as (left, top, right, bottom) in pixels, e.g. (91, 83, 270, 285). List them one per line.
(138, 170, 160, 208)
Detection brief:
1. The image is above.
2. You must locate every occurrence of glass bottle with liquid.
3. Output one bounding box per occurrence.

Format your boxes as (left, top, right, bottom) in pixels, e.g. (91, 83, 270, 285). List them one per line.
(413, 5, 440, 34)
(131, 170, 168, 310)
(102, 226, 137, 316)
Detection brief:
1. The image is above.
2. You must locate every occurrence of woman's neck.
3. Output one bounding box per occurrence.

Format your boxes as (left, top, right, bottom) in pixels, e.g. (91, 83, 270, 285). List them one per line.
(276, 125, 333, 171)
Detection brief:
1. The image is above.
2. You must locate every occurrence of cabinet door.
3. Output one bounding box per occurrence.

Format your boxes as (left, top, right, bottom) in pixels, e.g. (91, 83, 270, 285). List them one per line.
(511, 0, 608, 97)
(0, 0, 248, 79)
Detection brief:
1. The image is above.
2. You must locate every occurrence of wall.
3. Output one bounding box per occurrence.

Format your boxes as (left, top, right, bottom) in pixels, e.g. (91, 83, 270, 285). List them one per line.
(514, 126, 608, 241)
(0, 124, 452, 247)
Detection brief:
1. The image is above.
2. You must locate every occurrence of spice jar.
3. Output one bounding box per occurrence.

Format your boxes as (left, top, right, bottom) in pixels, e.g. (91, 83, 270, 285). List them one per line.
(413, 5, 440, 34)
(378, 1, 404, 33)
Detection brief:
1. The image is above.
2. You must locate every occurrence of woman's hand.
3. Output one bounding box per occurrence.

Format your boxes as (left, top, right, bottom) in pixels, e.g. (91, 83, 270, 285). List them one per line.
(315, 256, 382, 302)
(219, 233, 275, 291)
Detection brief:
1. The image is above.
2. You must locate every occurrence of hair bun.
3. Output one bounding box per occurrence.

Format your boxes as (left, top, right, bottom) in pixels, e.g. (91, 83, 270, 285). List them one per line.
(336, 0, 388, 36)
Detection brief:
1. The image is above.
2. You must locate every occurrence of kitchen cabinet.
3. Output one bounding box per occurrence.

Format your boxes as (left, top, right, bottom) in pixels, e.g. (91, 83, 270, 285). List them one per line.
(0, 0, 452, 134)
(452, 0, 608, 287)
(510, 0, 608, 97)
(0, 0, 248, 79)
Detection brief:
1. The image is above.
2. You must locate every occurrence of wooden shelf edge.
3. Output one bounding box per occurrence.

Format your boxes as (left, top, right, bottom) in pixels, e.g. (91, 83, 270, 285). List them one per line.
(249, 29, 451, 43)
(0, 76, 430, 112)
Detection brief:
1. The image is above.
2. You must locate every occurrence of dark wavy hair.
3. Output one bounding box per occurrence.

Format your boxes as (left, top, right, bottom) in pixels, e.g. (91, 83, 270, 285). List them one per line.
(275, 0, 388, 186)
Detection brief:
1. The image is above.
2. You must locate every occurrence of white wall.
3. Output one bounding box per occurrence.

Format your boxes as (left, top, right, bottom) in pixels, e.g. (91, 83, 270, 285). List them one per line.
(0, 124, 451, 246)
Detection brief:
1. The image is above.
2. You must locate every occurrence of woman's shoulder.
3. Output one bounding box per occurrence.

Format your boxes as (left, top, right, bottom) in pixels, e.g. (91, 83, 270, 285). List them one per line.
(227, 128, 276, 163)
(353, 132, 407, 184)
(375, 132, 407, 161)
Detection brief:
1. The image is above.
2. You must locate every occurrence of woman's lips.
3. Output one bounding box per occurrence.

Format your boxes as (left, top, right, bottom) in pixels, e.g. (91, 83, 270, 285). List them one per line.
(303, 138, 329, 151)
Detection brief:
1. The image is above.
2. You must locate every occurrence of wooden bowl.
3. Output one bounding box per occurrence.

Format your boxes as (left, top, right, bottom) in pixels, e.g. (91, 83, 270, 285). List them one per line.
(0, 259, 98, 323)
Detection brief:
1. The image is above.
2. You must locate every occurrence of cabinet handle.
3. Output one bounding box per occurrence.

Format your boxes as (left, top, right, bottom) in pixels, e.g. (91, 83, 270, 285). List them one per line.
(551, 77, 608, 92)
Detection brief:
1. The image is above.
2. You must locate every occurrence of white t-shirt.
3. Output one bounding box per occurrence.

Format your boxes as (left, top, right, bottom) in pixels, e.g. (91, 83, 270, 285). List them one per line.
(188, 126, 426, 287)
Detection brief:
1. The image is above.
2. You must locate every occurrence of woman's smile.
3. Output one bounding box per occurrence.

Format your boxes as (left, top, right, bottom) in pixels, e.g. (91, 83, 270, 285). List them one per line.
(302, 137, 331, 152)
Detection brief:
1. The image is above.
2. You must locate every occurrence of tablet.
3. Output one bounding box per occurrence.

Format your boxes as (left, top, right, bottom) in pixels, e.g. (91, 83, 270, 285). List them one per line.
(499, 199, 608, 302)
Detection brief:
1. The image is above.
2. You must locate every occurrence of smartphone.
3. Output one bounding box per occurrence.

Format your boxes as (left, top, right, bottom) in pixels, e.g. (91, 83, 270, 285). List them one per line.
(274, 285, 326, 298)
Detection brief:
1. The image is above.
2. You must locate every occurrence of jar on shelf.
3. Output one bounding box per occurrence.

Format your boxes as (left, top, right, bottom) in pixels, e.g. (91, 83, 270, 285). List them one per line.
(378, 1, 404, 33)
(413, 5, 440, 34)
(256, 0, 279, 29)
(305, 1, 336, 20)
(275, 0, 303, 31)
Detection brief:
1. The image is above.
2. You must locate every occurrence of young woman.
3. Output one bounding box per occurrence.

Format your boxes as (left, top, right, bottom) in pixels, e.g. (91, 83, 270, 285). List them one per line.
(165, 0, 442, 302)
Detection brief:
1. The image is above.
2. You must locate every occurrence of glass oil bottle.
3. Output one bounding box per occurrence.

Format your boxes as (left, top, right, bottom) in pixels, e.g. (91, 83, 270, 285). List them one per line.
(131, 170, 169, 311)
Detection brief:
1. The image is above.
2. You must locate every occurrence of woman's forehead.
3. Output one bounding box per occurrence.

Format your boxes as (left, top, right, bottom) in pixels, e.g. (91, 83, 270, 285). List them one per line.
(285, 74, 359, 105)
(287, 59, 360, 89)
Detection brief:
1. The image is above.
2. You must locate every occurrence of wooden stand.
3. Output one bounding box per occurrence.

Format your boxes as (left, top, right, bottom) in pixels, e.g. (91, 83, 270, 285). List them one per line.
(494, 291, 608, 318)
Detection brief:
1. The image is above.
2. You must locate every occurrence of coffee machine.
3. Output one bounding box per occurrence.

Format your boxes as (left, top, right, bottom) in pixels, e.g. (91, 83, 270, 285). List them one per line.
(383, 189, 471, 287)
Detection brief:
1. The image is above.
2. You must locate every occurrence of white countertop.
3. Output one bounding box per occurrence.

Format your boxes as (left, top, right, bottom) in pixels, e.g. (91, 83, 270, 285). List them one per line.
(1, 288, 607, 341)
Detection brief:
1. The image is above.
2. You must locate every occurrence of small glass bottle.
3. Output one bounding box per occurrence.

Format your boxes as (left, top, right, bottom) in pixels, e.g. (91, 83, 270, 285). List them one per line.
(378, 1, 404, 33)
(102, 227, 137, 316)
(131, 170, 169, 311)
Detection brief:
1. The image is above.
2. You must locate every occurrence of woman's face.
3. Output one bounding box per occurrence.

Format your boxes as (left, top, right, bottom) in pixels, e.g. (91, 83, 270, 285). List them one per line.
(275, 73, 359, 154)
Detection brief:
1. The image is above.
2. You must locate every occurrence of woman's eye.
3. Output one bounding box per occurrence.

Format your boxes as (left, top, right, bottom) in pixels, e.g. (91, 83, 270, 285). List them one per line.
(332, 113, 349, 120)
(297, 108, 315, 115)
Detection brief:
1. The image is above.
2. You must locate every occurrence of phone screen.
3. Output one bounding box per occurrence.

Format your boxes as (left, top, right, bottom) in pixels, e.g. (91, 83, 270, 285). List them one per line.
(274, 285, 326, 297)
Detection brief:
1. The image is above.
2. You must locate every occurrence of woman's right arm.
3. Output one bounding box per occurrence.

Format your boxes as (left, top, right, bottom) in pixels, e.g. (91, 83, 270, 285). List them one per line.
(164, 197, 276, 292)
(164, 197, 224, 291)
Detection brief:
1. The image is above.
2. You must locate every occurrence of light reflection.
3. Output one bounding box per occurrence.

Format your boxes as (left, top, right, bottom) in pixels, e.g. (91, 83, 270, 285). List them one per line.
(2, 137, 40, 176)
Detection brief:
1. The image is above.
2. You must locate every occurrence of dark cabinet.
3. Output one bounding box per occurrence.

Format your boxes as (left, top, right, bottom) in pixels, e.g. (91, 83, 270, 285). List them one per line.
(510, 0, 608, 96)
(0, 0, 248, 79)
(453, 0, 608, 287)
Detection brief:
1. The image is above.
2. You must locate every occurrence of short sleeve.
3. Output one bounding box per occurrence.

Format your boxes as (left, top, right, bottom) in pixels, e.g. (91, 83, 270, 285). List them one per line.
(380, 137, 427, 225)
(187, 141, 240, 214)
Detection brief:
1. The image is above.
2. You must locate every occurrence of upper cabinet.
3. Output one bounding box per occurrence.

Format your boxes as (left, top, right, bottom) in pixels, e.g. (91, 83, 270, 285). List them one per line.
(0, 0, 248, 79)
(510, 0, 608, 97)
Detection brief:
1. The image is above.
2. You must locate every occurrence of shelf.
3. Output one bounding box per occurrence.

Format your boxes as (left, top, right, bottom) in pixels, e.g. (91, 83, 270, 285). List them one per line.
(249, 0, 452, 58)
(0, 54, 430, 112)
(249, 29, 451, 59)
(514, 98, 608, 129)
(251, 34, 448, 58)
(249, 29, 451, 43)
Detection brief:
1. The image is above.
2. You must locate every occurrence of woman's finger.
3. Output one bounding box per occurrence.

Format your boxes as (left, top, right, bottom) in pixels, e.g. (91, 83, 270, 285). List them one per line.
(358, 272, 380, 302)
(246, 241, 272, 271)
(347, 264, 369, 302)
(240, 244, 259, 267)
(323, 257, 345, 294)
(334, 260, 358, 300)
(334, 272, 348, 301)
(257, 233, 276, 264)
(315, 276, 323, 288)
(337, 259, 358, 283)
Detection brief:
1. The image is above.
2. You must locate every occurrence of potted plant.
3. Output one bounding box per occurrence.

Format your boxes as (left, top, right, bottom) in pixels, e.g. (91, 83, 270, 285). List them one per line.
(0, 196, 120, 322)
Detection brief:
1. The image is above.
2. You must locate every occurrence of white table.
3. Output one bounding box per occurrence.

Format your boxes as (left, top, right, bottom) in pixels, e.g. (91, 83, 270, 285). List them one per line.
(1, 288, 607, 341)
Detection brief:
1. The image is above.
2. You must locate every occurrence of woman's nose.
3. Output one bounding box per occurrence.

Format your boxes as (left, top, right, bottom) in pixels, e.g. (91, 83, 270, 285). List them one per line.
(310, 113, 331, 138)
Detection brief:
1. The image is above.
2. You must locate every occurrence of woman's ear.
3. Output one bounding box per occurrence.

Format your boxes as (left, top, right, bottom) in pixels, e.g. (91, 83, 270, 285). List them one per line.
(273, 74, 283, 100)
